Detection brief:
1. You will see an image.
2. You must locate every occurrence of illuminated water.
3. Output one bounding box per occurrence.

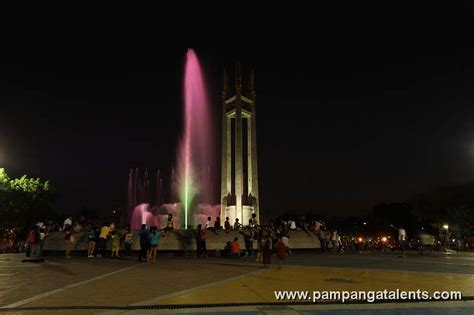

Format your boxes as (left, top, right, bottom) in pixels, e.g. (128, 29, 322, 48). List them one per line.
(177, 49, 214, 228)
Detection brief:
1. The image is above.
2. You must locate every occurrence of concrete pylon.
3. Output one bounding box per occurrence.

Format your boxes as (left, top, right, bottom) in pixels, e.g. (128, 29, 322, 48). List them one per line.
(220, 64, 259, 225)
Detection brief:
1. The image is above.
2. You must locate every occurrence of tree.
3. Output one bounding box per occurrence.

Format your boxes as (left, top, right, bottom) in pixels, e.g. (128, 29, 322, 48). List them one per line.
(412, 181, 474, 237)
(366, 202, 418, 236)
(0, 168, 56, 227)
(0, 168, 10, 187)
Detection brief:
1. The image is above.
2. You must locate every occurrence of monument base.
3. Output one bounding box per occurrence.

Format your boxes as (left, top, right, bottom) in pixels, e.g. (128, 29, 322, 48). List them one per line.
(42, 230, 321, 252)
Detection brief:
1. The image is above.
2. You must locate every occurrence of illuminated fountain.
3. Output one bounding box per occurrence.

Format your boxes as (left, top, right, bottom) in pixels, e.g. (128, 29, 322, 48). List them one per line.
(177, 49, 215, 228)
(130, 49, 218, 229)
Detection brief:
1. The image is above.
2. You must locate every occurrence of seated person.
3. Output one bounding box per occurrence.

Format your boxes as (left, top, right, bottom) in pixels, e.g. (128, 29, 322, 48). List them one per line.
(222, 241, 232, 256)
(214, 217, 221, 230)
(164, 214, 174, 234)
(231, 237, 241, 257)
(224, 217, 231, 231)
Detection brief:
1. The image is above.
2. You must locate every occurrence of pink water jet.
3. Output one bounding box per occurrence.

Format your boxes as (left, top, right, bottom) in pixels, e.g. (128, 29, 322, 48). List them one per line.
(177, 49, 215, 228)
(128, 49, 217, 230)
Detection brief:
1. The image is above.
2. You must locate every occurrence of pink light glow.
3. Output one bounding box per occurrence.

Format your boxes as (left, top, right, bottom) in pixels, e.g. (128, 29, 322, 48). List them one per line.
(177, 49, 215, 227)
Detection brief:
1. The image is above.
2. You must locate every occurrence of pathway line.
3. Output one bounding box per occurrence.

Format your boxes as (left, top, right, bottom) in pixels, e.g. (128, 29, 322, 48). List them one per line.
(1, 263, 141, 309)
(132, 267, 269, 306)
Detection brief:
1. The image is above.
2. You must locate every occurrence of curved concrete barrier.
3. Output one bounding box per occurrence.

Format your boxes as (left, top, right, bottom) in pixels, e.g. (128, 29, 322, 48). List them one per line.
(42, 229, 321, 251)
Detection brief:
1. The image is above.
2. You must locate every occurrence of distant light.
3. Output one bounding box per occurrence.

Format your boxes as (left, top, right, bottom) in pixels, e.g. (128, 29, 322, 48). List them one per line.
(443, 224, 449, 229)
(381, 237, 387, 242)
(113, 210, 116, 214)
(452, 239, 456, 242)
(357, 237, 363, 242)
(421, 227, 424, 230)
(363, 222, 367, 226)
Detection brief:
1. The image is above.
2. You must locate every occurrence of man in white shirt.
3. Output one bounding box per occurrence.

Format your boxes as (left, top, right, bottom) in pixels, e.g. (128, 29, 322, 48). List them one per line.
(63, 216, 73, 230)
(398, 227, 406, 241)
(391, 224, 407, 257)
(288, 219, 296, 230)
(399, 227, 407, 257)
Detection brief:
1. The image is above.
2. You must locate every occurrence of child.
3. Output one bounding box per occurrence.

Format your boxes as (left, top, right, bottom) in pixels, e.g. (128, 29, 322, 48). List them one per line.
(276, 236, 286, 269)
(64, 225, 73, 259)
(87, 225, 98, 258)
(124, 227, 133, 258)
(259, 232, 271, 268)
(111, 230, 120, 258)
(231, 237, 240, 257)
(224, 217, 231, 231)
(149, 226, 160, 263)
(197, 225, 207, 258)
(164, 214, 174, 235)
(223, 241, 232, 256)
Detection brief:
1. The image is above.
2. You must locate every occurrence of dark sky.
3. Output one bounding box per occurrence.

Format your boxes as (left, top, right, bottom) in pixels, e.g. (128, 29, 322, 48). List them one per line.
(2, 9, 474, 219)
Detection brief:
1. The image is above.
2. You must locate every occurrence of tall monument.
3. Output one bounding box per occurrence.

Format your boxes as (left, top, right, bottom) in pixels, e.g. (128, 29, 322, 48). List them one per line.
(221, 63, 259, 225)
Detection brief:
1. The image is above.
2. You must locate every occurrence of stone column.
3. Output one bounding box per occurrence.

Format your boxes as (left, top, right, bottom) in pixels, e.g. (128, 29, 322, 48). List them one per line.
(220, 107, 228, 203)
(250, 101, 259, 222)
(235, 106, 243, 222)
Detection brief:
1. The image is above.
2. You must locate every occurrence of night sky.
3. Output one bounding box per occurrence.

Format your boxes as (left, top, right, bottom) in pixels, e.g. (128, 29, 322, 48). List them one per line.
(2, 9, 474, 219)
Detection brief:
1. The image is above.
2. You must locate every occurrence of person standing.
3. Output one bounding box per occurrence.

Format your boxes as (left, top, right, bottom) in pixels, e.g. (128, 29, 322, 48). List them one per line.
(138, 224, 149, 262)
(391, 224, 407, 258)
(110, 231, 120, 258)
(399, 226, 407, 257)
(331, 230, 339, 253)
(124, 227, 134, 258)
(97, 223, 111, 258)
(260, 231, 271, 268)
(288, 218, 296, 230)
(27, 226, 41, 259)
(255, 236, 262, 262)
(149, 226, 160, 263)
(87, 225, 98, 258)
(197, 224, 207, 258)
(276, 236, 286, 269)
(456, 238, 463, 253)
(37, 221, 46, 257)
(243, 227, 254, 257)
(63, 216, 73, 231)
(64, 224, 73, 259)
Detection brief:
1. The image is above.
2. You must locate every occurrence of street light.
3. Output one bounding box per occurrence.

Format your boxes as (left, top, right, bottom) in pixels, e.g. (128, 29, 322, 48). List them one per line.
(443, 224, 449, 230)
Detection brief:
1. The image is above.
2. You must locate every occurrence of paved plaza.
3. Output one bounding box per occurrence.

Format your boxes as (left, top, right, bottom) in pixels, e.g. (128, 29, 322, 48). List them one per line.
(0, 251, 473, 314)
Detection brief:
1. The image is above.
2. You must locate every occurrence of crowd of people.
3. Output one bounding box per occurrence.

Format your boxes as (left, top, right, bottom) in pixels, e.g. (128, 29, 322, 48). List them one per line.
(16, 213, 296, 267)
(3, 213, 470, 266)
(199, 214, 287, 268)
